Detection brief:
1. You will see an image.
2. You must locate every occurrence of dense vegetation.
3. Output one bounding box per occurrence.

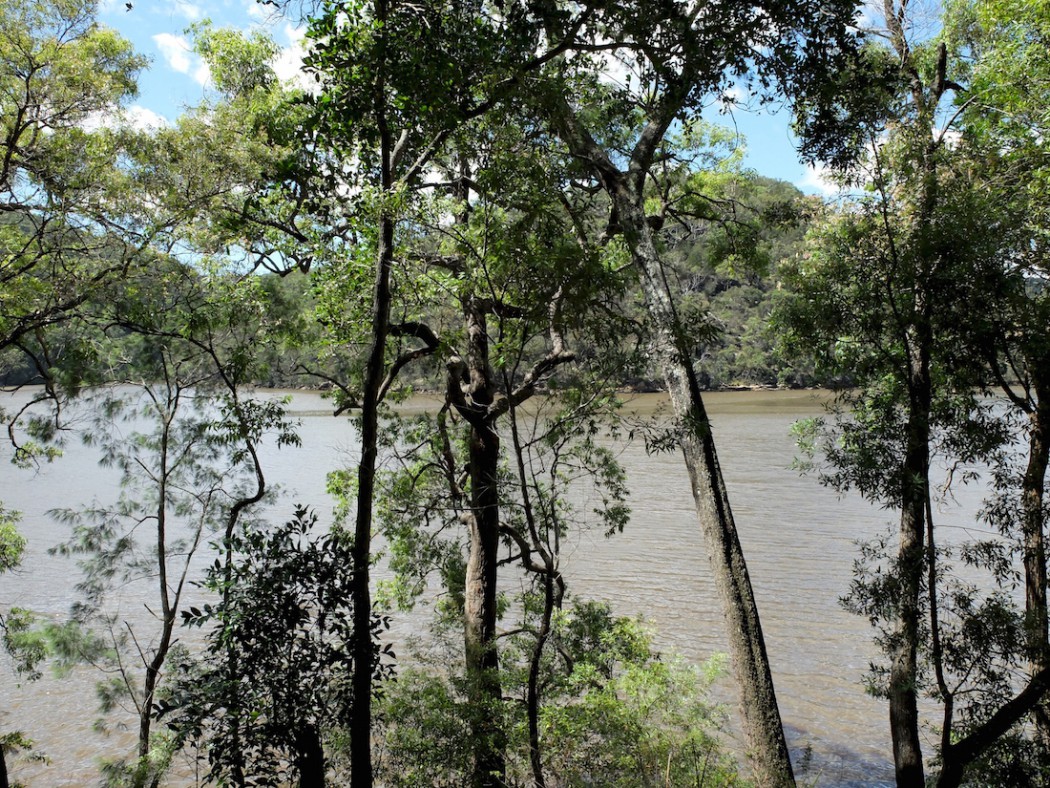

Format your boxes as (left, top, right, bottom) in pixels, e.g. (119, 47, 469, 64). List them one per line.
(2, 0, 1049, 787)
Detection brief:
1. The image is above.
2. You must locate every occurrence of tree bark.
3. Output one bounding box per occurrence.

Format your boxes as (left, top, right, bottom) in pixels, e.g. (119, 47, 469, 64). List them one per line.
(294, 723, 327, 788)
(541, 84, 793, 782)
(1023, 368, 1050, 747)
(463, 421, 506, 788)
(934, 667, 1050, 787)
(888, 339, 932, 788)
(350, 4, 395, 784)
(350, 104, 395, 788)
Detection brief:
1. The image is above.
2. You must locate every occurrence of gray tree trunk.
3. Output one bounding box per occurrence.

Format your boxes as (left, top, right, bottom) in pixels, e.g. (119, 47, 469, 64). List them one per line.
(1023, 369, 1050, 747)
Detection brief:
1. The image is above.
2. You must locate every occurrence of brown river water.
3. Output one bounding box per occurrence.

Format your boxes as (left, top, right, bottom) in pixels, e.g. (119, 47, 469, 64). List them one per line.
(0, 388, 994, 786)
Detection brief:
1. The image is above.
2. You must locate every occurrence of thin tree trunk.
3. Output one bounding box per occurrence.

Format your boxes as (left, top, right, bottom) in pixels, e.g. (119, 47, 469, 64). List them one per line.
(350, 3, 395, 783)
(543, 91, 793, 782)
(526, 572, 555, 788)
(934, 667, 1050, 786)
(1024, 371, 1050, 746)
(350, 212, 393, 786)
(885, 287, 933, 788)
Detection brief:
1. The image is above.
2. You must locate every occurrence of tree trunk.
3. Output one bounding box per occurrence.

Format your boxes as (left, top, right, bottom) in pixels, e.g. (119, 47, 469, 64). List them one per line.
(295, 723, 327, 788)
(889, 391, 929, 787)
(464, 421, 506, 787)
(458, 295, 506, 787)
(526, 572, 555, 788)
(350, 3, 396, 782)
(1024, 369, 1050, 747)
(350, 142, 395, 788)
(612, 183, 795, 787)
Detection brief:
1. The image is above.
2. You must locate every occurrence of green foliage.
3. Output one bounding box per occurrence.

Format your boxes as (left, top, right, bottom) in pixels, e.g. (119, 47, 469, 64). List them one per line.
(97, 729, 179, 788)
(162, 506, 394, 787)
(0, 0, 146, 354)
(0, 508, 25, 573)
(655, 174, 819, 389)
(1, 729, 47, 788)
(378, 602, 737, 787)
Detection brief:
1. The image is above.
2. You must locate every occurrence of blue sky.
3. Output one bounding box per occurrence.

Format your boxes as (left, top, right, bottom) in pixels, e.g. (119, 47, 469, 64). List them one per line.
(96, 0, 832, 194)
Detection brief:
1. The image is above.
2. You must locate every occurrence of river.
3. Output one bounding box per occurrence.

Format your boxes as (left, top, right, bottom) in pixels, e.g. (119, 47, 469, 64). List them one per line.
(0, 388, 992, 785)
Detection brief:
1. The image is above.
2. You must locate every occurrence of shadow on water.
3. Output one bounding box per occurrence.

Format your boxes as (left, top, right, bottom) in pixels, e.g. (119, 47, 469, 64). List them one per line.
(788, 726, 895, 787)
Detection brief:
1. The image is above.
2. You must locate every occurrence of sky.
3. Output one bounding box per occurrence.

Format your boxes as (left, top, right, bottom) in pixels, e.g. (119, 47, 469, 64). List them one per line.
(96, 0, 834, 195)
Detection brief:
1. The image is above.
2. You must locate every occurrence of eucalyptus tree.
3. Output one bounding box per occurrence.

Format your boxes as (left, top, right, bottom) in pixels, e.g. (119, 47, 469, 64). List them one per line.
(777, 2, 1050, 784)
(133, 10, 590, 783)
(359, 112, 636, 785)
(0, 3, 147, 781)
(485, 3, 866, 782)
(0, 0, 147, 439)
(941, 0, 1050, 774)
(248, 2, 864, 782)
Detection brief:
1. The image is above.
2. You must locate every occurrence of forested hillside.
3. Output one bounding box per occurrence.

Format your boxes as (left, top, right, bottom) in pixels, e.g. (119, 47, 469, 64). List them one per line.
(1, 174, 819, 392)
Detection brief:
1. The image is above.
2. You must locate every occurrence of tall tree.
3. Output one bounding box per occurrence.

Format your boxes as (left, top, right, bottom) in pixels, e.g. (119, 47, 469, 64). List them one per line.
(944, 0, 1050, 773)
(779, 2, 1050, 783)
(382, 116, 631, 785)
(502, 3, 860, 782)
(46, 261, 299, 787)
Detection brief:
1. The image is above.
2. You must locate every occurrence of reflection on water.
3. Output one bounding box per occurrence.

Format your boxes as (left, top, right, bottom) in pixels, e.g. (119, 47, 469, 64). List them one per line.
(2, 387, 987, 786)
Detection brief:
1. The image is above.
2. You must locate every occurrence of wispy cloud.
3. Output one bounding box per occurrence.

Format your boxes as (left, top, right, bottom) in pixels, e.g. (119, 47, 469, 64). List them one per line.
(173, 1, 203, 21)
(245, 0, 275, 21)
(125, 105, 170, 131)
(153, 33, 211, 86)
(79, 104, 169, 133)
(797, 162, 842, 197)
(153, 33, 193, 73)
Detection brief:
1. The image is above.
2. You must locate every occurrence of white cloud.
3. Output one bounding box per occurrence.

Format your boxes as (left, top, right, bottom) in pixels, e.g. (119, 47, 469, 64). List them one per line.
(153, 33, 193, 74)
(797, 162, 842, 197)
(598, 52, 635, 89)
(153, 33, 211, 87)
(724, 85, 746, 101)
(125, 105, 170, 131)
(193, 61, 212, 86)
(265, 24, 318, 94)
(854, 0, 881, 29)
(273, 24, 309, 87)
(245, 0, 275, 21)
(933, 127, 962, 149)
(173, 1, 203, 21)
(78, 105, 169, 133)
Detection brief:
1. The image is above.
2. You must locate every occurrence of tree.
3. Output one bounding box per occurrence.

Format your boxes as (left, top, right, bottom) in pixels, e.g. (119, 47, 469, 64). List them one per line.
(378, 601, 738, 787)
(0, 506, 29, 788)
(503, 3, 862, 783)
(777, 2, 1050, 783)
(235, 3, 863, 782)
(41, 260, 299, 787)
(0, 0, 147, 428)
(164, 506, 394, 788)
(945, 0, 1050, 770)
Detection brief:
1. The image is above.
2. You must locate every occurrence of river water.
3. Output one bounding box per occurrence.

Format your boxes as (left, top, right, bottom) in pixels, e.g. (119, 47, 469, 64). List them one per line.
(0, 388, 992, 785)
